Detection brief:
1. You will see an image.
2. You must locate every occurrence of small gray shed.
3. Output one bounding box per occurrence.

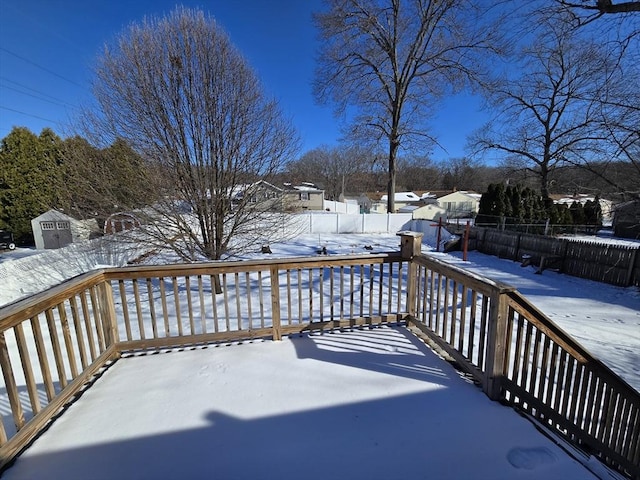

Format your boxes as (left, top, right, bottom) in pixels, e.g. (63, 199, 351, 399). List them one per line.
(31, 210, 98, 249)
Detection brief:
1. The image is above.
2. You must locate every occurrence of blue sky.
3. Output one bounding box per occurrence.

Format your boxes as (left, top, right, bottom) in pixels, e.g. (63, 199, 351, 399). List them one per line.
(0, 0, 488, 159)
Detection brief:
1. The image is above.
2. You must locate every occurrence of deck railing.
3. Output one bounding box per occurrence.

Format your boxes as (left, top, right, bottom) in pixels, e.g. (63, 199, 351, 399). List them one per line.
(1, 232, 638, 478)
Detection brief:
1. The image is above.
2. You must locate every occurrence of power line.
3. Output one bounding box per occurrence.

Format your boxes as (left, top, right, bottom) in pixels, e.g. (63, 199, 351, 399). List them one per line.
(0, 105, 61, 124)
(1, 84, 76, 109)
(0, 47, 85, 88)
(0, 76, 75, 105)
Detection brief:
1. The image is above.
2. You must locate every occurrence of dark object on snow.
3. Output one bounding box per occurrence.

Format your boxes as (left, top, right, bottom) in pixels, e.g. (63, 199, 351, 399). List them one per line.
(0, 230, 16, 251)
(443, 237, 460, 253)
(317, 246, 328, 255)
(261, 245, 272, 254)
(364, 245, 373, 250)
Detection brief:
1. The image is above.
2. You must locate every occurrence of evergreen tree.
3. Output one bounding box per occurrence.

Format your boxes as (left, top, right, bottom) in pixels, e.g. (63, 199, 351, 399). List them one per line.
(0, 127, 61, 243)
(584, 198, 603, 227)
(569, 201, 586, 225)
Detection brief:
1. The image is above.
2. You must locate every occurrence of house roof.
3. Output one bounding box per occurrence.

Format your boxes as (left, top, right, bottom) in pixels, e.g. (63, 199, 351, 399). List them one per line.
(32, 209, 76, 222)
(380, 192, 421, 202)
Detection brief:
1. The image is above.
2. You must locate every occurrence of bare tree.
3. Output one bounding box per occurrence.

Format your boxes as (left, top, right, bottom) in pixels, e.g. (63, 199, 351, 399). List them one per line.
(313, 0, 501, 213)
(85, 8, 299, 261)
(471, 18, 630, 199)
(288, 145, 376, 199)
(554, 1, 640, 23)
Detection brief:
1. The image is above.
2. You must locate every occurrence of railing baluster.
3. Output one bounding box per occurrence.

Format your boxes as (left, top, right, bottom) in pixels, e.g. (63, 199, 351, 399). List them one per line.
(44, 308, 67, 389)
(222, 274, 230, 332)
(14, 324, 40, 415)
(297, 269, 302, 326)
(258, 271, 265, 329)
(235, 272, 242, 331)
(285, 270, 291, 326)
(89, 287, 105, 351)
(197, 275, 206, 334)
(57, 303, 78, 379)
(340, 266, 345, 321)
(146, 279, 158, 339)
(119, 280, 132, 341)
(69, 296, 88, 370)
(159, 278, 170, 337)
(132, 279, 145, 340)
(0, 331, 24, 431)
(173, 277, 183, 337)
(246, 272, 254, 330)
(211, 275, 219, 333)
(30, 315, 55, 401)
(329, 267, 335, 322)
(186, 276, 196, 336)
(349, 266, 355, 323)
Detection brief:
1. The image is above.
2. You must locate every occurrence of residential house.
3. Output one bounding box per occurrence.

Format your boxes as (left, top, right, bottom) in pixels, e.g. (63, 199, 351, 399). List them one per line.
(235, 181, 325, 212)
(283, 182, 325, 211)
(549, 194, 614, 225)
(403, 203, 448, 222)
(435, 191, 481, 219)
(373, 191, 422, 213)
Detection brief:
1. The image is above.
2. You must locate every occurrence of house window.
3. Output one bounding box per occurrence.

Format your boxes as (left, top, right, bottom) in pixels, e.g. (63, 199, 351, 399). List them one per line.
(299, 192, 309, 201)
(41, 222, 55, 230)
(56, 221, 70, 230)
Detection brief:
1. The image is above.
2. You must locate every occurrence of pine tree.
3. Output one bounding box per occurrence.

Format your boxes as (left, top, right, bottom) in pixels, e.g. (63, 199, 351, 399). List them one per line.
(0, 127, 62, 243)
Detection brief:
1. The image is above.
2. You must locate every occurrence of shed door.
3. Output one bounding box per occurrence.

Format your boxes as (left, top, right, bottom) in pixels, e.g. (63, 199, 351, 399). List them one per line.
(41, 220, 72, 249)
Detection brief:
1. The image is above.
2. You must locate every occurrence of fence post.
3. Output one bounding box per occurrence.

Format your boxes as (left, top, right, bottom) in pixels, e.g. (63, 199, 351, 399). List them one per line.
(270, 266, 282, 340)
(484, 286, 513, 401)
(98, 276, 119, 350)
(397, 231, 423, 319)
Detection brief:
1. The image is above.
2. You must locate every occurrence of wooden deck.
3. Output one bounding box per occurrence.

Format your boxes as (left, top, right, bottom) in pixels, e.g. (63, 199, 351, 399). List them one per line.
(1, 233, 639, 478)
(2, 326, 601, 480)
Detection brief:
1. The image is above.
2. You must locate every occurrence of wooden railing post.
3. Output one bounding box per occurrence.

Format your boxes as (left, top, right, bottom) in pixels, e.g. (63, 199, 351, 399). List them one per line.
(397, 231, 424, 319)
(484, 287, 512, 401)
(98, 277, 119, 350)
(270, 266, 282, 341)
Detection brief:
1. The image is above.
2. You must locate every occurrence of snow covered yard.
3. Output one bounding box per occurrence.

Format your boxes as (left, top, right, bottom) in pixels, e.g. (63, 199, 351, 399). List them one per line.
(3, 326, 604, 480)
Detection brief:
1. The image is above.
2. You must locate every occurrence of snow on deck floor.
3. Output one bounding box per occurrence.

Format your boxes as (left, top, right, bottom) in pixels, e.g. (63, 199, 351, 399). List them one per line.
(4, 326, 601, 480)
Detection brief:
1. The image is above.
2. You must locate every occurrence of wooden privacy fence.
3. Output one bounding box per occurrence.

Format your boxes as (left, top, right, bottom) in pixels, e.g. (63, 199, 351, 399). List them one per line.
(466, 227, 640, 287)
(1, 233, 639, 478)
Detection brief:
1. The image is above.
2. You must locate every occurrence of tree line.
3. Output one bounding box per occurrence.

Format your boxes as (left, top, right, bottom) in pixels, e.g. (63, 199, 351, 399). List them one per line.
(477, 183, 603, 229)
(0, 127, 157, 244)
(2, 124, 626, 246)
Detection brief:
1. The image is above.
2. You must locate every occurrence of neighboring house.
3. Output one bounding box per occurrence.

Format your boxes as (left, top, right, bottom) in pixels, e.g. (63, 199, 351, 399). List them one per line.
(406, 203, 448, 222)
(436, 191, 481, 219)
(235, 181, 325, 212)
(378, 191, 422, 213)
(235, 180, 284, 208)
(31, 210, 99, 249)
(613, 200, 640, 239)
(282, 182, 325, 211)
(549, 194, 614, 225)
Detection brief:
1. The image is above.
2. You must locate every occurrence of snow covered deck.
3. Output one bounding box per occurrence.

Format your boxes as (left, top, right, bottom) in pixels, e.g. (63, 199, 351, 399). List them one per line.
(3, 326, 600, 480)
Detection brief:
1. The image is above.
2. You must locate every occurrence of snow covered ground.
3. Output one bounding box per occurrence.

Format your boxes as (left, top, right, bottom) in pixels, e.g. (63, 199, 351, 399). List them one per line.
(3, 326, 611, 480)
(1, 231, 638, 479)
